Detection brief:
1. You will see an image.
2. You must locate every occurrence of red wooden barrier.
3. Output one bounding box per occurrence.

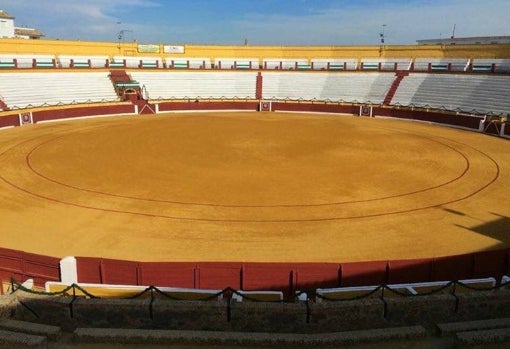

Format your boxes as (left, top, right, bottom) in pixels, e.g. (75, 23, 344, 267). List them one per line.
(375, 107, 482, 130)
(32, 104, 134, 123)
(99, 259, 139, 285)
(340, 260, 388, 287)
(0, 114, 19, 128)
(293, 263, 340, 290)
(21, 252, 60, 285)
(272, 102, 359, 115)
(76, 257, 102, 283)
(387, 258, 433, 284)
(242, 263, 294, 292)
(139, 262, 196, 288)
(196, 262, 242, 290)
(0, 247, 59, 287)
(431, 254, 473, 281)
(472, 249, 507, 279)
(0, 247, 23, 274)
(3, 249, 510, 293)
(158, 101, 258, 112)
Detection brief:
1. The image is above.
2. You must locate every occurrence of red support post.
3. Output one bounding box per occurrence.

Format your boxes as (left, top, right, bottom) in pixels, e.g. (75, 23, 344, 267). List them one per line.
(255, 72, 263, 100)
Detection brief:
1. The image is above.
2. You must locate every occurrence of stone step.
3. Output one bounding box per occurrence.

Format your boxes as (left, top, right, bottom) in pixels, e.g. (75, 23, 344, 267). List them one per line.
(456, 327, 510, 346)
(437, 317, 510, 336)
(74, 325, 426, 346)
(0, 328, 47, 347)
(0, 318, 61, 340)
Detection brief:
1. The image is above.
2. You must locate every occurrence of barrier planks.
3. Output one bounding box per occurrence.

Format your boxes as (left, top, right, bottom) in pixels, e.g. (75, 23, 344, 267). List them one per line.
(241, 263, 294, 292)
(0, 247, 59, 286)
(99, 259, 139, 285)
(293, 263, 340, 290)
(139, 262, 196, 288)
(387, 258, 433, 284)
(472, 249, 507, 279)
(431, 254, 473, 281)
(196, 262, 242, 290)
(340, 260, 388, 287)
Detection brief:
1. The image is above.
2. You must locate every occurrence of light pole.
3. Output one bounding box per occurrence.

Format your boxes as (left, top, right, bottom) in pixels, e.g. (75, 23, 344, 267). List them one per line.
(379, 24, 387, 55)
(116, 22, 122, 53)
(117, 29, 133, 54)
(380, 24, 387, 44)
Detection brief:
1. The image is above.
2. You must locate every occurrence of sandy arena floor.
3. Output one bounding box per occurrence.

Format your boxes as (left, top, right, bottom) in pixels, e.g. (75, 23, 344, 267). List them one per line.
(0, 112, 509, 263)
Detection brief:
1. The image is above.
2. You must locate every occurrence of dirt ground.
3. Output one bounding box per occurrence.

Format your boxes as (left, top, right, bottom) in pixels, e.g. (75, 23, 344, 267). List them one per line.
(0, 112, 509, 263)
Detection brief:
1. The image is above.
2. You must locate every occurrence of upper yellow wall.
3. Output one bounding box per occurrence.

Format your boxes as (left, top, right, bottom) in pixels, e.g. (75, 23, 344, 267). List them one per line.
(1, 38, 509, 60)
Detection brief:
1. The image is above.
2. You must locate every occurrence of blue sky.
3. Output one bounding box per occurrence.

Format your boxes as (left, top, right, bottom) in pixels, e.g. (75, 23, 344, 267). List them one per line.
(1, 0, 509, 45)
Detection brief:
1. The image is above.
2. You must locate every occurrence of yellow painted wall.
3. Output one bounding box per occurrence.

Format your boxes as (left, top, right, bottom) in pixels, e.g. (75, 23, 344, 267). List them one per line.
(0, 38, 509, 61)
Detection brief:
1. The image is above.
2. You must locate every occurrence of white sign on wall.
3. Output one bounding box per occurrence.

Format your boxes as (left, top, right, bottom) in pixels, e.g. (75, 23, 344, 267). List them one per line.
(163, 45, 185, 54)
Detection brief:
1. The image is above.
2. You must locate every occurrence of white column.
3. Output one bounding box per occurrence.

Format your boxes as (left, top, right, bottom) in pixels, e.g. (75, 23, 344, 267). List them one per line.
(479, 117, 486, 132)
(60, 256, 78, 284)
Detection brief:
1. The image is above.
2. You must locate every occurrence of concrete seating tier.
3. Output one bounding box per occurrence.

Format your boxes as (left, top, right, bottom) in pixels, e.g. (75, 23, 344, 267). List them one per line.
(0, 71, 119, 109)
(391, 73, 510, 114)
(261, 71, 395, 103)
(129, 71, 257, 99)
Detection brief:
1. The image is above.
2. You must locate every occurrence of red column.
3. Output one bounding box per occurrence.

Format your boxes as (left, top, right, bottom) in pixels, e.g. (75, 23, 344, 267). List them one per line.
(256, 72, 263, 100)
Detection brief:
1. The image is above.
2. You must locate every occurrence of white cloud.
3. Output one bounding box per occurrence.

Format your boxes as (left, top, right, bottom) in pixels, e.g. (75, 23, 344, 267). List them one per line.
(1, 0, 162, 40)
(233, 0, 510, 45)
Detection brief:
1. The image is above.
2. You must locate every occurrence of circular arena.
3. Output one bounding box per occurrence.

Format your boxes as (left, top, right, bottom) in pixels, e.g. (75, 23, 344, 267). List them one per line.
(0, 111, 509, 264)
